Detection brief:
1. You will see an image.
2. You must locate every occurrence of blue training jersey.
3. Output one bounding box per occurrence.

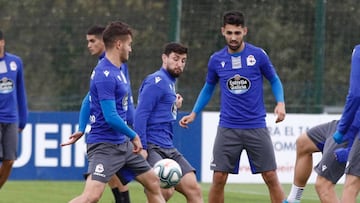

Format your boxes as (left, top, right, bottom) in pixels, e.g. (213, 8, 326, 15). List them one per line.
(99, 52, 135, 126)
(207, 43, 279, 129)
(87, 57, 131, 144)
(78, 52, 134, 133)
(0, 52, 28, 129)
(337, 45, 360, 134)
(134, 68, 177, 149)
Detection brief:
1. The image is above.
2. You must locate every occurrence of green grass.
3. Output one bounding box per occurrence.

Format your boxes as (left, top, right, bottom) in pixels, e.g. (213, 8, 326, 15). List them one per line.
(0, 181, 351, 203)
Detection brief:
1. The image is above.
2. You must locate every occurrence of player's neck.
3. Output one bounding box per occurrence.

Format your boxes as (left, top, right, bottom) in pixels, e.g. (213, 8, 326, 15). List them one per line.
(105, 52, 122, 68)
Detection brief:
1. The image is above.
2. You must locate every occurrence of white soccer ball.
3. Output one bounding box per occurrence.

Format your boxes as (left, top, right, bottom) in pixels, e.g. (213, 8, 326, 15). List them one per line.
(153, 158, 182, 188)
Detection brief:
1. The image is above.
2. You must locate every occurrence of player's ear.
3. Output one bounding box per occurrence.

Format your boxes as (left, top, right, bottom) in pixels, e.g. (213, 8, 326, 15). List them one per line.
(161, 53, 167, 63)
(243, 26, 248, 36)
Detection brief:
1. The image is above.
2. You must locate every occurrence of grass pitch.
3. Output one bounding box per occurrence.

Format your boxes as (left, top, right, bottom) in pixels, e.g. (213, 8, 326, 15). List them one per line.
(0, 181, 350, 202)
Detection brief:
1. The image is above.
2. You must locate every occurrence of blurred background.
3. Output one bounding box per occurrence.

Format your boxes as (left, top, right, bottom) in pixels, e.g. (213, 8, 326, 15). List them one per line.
(1, 0, 359, 113)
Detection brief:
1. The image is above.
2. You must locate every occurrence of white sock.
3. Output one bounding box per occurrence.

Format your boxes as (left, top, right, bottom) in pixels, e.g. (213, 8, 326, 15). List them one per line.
(287, 184, 304, 201)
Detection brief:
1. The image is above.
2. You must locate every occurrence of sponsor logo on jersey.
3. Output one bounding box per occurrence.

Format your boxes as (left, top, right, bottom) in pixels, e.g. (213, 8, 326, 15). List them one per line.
(221, 61, 226, 68)
(231, 56, 242, 69)
(103, 70, 110, 77)
(226, 74, 251, 94)
(0, 77, 14, 94)
(155, 76, 162, 84)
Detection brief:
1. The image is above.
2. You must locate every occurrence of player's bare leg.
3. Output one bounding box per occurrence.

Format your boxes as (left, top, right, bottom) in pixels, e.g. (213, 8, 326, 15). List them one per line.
(315, 175, 339, 203)
(175, 172, 203, 203)
(294, 133, 319, 187)
(262, 170, 285, 203)
(0, 159, 14, 189)
(340, 174, 360, 203)
(69, 175, 107, 203)
(208, 171, 227, 203)
(136, 170, 165, 203)
(286, 133, 319, 202)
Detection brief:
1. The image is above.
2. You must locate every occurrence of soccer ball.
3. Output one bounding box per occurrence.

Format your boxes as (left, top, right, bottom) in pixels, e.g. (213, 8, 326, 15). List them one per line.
(153, 158, 182, 188)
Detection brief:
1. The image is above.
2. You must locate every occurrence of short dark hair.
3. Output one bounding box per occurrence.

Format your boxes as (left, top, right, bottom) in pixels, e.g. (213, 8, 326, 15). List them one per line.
(0, 30, 4, 40)
(163, 42, 188, 56)
(103, 21, 132, 48)
(223, 11, 245, 27)
(86, 25, 105, 36)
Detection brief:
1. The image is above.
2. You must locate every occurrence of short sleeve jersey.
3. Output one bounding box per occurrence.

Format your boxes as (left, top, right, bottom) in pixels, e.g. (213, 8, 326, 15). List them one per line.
(207, 43, 277, 129)
(87, 57, 130, 144)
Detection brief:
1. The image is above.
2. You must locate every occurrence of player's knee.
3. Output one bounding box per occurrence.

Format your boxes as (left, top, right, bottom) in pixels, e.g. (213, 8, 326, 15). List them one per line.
(296, 133, 314, 154)
(262, 170, 278, 185)
(85, 193, 102, 203)
(296, 134, 307, 149)
(144, 175, 162, 193)
(2, 160, 15, 166)
(161, 188, 175, 200)
(315, 178, 333, 198)
(212, 171, 227, 185)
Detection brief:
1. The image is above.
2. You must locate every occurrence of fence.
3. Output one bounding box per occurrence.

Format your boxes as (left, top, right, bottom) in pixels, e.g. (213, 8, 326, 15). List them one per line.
(1, 0, 359, 112)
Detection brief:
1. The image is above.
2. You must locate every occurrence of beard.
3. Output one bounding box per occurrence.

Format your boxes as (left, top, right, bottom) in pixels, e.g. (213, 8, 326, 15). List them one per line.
(227, 40, 242, 51)
(167, 68, 182, 78)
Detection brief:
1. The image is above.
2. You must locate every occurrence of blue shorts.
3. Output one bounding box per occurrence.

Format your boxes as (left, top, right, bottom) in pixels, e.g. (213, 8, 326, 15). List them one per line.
(116, 167, 136, 185)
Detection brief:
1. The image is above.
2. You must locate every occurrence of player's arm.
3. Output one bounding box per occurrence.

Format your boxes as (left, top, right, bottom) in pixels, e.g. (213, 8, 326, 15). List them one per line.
(269, 74, 286, 123)
(61, 93, 90, 146)
(179, 82, 215, 128)
(123, 65, 135, 128)
(100, 99, 137, 139)
(127, 91, 135, 128)
(16, 59, 28, 131)
(134, 81, 160, 150)
(334, 45, 360, 142)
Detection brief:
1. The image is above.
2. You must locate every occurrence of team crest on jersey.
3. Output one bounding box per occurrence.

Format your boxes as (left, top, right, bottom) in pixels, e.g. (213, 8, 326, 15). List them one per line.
(226, 74, 251, 94)
(246, 55, 256, 66)
(0, 77, 14, 94)
(10, 61, 18, 71)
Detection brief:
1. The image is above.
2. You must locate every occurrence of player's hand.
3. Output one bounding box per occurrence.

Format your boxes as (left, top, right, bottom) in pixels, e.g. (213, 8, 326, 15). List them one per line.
(139, 149, 148, 159)
(274, 102, 286, 123)
(179, 112, 196, 128)
(334, 147, 351, 163)
(175, 93, 183, 109)
(131, 135, 143, 153)
(60, 131, 84, 146)
(333, 131, 345, 144)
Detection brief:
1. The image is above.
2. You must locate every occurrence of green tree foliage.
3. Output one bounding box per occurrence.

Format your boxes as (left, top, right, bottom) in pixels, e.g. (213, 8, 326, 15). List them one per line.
(0, 0, 358, 112)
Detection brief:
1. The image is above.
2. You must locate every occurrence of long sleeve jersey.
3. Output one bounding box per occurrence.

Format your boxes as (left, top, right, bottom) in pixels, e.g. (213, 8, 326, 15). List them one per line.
(134, 68, 177, 149)
(337, 45, 360, 134)
(87, 57, 135, 144)
(0, 52, 28, 129)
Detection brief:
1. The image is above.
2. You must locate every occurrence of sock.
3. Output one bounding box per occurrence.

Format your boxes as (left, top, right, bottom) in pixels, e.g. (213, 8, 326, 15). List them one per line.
(287, 184, 304, 201)
(119, 191, 130, 203)
(112, 188, 130, 203)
